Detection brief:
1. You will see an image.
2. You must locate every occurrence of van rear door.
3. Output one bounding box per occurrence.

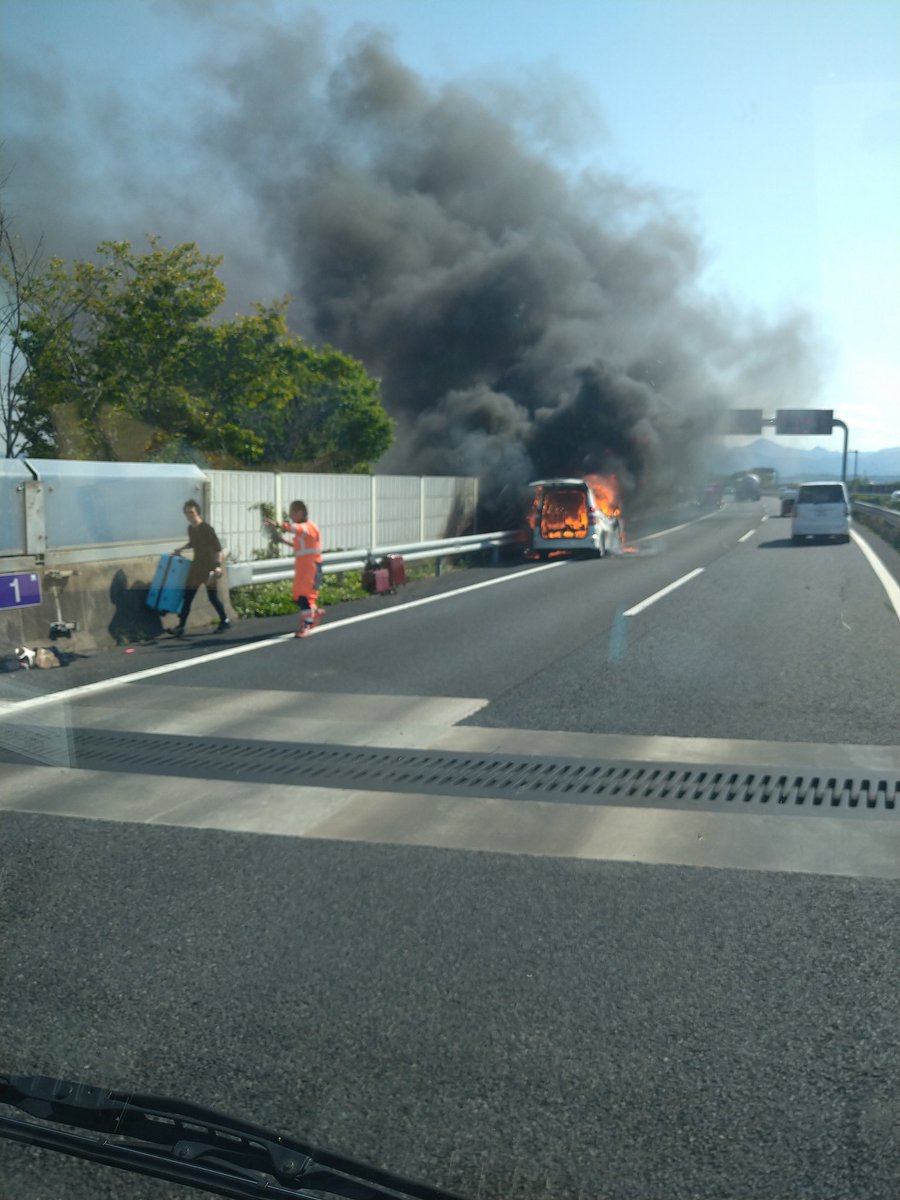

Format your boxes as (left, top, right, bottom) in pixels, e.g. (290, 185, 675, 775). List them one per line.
(792, 482, 849, 539)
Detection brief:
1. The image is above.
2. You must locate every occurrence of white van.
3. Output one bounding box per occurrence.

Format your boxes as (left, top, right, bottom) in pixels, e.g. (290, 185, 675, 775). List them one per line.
(791, 481, 851, 544)
(526, 478, 619, 558)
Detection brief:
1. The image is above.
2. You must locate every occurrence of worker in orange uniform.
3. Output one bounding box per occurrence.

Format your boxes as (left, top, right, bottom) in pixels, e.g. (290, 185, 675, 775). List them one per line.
(264, 500, 324, 638)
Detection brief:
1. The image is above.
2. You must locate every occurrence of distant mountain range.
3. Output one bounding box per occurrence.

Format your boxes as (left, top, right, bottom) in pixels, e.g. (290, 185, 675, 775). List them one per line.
(709, 439, 900, 482)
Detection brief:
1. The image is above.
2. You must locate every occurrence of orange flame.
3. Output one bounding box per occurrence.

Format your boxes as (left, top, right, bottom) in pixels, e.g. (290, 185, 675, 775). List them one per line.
(583, 473, 641, 552)
(583, 473, 622, 519)
(542, 491, 588, 538)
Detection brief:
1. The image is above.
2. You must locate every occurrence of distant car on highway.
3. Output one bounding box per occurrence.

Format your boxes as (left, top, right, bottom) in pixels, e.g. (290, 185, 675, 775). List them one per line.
(779, 488, 798, 516)
(733, 473, 761, 501)
(526, 478, 618, 558)
(698, 482, 723, 509)
(791, 481, 851, 544)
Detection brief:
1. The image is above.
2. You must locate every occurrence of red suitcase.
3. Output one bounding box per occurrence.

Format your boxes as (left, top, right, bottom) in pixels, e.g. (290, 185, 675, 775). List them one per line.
(381, 554, 406, 588)
(363, 564, 391, 594)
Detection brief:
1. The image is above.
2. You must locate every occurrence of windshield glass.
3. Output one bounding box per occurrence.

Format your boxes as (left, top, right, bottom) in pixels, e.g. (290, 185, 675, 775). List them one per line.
(798, 483, 847, 504)
(2, 3, 899, 1199)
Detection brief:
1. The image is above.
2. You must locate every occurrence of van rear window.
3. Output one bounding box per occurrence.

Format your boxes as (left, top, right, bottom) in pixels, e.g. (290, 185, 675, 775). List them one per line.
(798, 484, 845, 504)
(540, 489, 588, 538)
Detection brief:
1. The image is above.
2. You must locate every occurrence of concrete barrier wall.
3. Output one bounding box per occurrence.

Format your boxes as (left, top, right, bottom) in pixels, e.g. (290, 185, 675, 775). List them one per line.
(1, 460, 477, 656)
(0, 459, 207, 555)
(1, 553, 238, 655)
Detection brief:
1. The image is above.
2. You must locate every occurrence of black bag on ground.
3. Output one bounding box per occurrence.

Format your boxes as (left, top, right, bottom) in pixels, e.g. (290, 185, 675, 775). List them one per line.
(362, 555, 391, 594)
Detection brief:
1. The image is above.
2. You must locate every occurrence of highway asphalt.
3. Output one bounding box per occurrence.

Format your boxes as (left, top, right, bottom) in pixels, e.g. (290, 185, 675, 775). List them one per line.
(1, 498, 899, 1200)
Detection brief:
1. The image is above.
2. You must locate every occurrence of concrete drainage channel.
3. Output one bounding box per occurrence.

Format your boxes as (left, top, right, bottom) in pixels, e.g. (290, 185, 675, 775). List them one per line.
(2, 727, 898, 817)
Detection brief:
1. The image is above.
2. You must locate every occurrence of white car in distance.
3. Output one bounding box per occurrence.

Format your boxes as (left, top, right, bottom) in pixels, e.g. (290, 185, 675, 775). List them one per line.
(791, 481, 851, 544)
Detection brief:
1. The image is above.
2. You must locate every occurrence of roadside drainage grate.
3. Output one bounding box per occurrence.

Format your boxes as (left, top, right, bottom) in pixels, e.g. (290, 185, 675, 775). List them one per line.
(1, 726, 898, 818)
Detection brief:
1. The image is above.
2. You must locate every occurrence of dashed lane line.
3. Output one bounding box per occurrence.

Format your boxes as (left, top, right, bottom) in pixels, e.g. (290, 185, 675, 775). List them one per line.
(623, 568, 705, 617)
(2, 510, 718, 715)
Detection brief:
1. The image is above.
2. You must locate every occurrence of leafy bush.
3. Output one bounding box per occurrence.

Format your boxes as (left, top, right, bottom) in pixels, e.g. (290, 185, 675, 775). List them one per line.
(229, 555, 474, 619)
(229, 579, 295, 618)
(230, 571, 371, 618)
(853, 509, 900, 554)
(320, 573, 369, 605)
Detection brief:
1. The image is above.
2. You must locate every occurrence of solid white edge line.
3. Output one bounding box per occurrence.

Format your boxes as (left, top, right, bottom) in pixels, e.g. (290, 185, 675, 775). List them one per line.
(850, 530, 900, 623)
(3, 507, 719, 716)
(738, 529, 756, 543)
(0, 560, 567, 715)
(623, 567, 705, 617)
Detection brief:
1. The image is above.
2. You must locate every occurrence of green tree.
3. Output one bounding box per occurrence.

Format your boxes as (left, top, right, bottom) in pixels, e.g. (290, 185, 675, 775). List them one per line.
(211, 313, 393, 471)
(13, 238, 392, 470)
(1, 201, 44, 457)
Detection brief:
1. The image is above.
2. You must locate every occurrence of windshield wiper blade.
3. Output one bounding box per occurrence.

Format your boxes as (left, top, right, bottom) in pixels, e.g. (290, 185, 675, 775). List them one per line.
(0, 1073, 467, 1200)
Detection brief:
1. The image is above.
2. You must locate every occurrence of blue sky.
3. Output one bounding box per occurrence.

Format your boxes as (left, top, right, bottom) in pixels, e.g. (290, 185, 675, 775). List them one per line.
(2, 0, 898, 457)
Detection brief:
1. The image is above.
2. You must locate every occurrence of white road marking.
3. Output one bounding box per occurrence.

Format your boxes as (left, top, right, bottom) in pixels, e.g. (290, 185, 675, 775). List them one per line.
(0, 561, 565, 715)
(738, 528, 756, 543)
(433, 725, 900, 771)
(1, 508, 717, 716)
(623, 567, 705, 617)
(634, 508, 720, 542)
(5, 764, 897, 879)
(851, 530, 900, 623)
(51, 686, 489, 749)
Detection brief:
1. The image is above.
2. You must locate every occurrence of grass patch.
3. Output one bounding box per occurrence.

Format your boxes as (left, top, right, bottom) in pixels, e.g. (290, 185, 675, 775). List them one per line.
(229, 556, 473, 619)
(230, 572, 367, 618)
(852, 493, 900, 511)
(853, 509, 900, 555)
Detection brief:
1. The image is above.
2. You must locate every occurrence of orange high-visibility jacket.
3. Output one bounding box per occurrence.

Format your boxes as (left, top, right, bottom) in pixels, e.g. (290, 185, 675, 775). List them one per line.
(284, 519, 322, 603)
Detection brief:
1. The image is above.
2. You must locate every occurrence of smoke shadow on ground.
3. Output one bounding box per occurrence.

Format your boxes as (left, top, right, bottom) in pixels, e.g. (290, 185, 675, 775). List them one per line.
(108, 569, 165, 645)
(610, 544, 659, 557)
(148, 629, 292, 655)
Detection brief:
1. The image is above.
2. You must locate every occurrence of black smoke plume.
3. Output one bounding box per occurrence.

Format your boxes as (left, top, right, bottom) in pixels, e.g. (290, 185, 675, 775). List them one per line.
(2, 8, 822, 521)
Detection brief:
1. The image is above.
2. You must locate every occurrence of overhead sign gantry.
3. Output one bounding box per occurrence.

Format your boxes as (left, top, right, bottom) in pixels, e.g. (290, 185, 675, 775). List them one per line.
(719, 409, 848, 480)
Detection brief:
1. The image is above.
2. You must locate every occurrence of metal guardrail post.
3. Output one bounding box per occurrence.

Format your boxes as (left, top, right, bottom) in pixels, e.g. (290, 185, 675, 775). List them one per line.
(832, 418, 849, 482)
(23, 479, 47, 556)
(853, 500, 900, 529)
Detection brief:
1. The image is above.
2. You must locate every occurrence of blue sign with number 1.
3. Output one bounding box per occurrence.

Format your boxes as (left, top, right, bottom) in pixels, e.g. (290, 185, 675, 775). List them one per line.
(0, 572, 42, 610)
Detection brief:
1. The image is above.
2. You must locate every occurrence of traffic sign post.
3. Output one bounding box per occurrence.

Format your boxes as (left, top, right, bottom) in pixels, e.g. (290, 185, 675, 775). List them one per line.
(0, 572, 42, 611)
(723, 408, 849, 481)
(720, 409, 763, 435)
(775, 409, 834, 436)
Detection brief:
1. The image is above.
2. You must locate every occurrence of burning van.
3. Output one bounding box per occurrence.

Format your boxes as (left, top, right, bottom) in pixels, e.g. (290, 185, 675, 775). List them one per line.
(526, 477, 621, 558)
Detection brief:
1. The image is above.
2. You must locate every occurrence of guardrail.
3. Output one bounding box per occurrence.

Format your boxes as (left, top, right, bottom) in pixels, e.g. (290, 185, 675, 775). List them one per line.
(852, 501, 900, 529)
(228, 530, 523, 588)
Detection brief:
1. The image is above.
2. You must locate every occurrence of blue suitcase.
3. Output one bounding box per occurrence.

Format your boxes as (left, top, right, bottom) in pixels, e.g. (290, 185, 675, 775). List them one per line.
(147, 553, 191, 615)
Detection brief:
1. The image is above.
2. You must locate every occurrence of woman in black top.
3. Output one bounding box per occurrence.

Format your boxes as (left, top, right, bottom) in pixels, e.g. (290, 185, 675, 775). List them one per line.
(172, 500, 229, 635)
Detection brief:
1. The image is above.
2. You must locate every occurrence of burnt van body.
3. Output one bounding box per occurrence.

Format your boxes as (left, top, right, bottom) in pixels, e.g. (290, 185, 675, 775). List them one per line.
(527, 479, 619, 559)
